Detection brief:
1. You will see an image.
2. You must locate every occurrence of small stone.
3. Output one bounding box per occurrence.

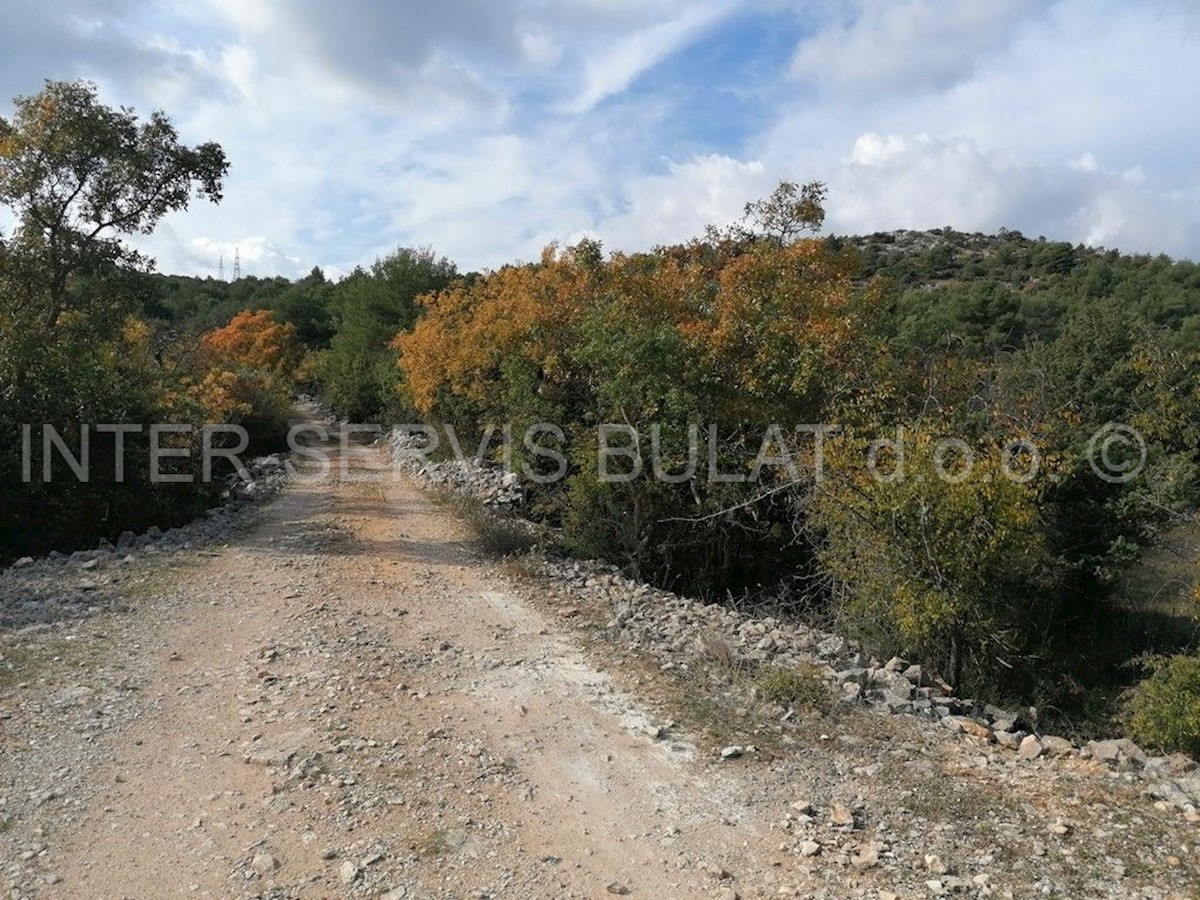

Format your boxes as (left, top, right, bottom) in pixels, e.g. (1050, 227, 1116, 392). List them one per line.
(251, 852, 279, 875)
(720, 746, 744, 760)
(338, 861, 359, 885)
(994, 730, 1023, 750)
(829, 803, 855, 827)
(947, 716, 993, 741)
(851, 846, 880, 870)
(924, 854, 949, 876)
(1018, 735, 1043, 760)
(1041, 736, 1074, 756)
(606, 881, 630, 895)
(798, 840, 821, 858)
(1085, 738, 1146, 767)
(703, 861, 731, 880)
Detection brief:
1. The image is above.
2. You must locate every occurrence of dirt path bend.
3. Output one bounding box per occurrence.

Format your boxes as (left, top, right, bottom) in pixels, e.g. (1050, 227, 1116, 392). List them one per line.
(3, 435, 789, 899)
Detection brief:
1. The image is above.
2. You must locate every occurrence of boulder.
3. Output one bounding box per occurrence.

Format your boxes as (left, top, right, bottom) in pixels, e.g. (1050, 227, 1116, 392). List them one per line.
(1018, 735, 1044, 760)
(1085, 738, 1146, 768)
(1041, 736, 1075, 757)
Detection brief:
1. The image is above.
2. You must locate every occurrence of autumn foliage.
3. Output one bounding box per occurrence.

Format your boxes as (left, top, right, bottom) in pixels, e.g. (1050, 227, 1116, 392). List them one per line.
(199, 309, 303, 378)
(394, 225, 863, 593)
(390, 183, 1200, 724)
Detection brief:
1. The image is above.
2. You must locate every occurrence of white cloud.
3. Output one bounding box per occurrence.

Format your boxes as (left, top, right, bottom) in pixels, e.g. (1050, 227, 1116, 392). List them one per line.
(825, 132, 1200, 256)
(791, 0, 1040, 95)
(1, 0, 1198, 278)
(565, 3, 731, 113)
(593, 155, 770, 250)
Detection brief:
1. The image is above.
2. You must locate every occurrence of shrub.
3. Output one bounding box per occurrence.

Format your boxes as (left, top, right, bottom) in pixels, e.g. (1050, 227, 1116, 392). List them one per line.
(814, 431, 1047, 689)
(443, 494, 539, 557)
(1121, 654, 1200, 756)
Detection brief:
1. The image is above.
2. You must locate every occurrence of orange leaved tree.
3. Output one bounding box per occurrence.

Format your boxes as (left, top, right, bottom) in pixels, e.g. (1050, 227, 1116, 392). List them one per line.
(195, 309, 302, 451)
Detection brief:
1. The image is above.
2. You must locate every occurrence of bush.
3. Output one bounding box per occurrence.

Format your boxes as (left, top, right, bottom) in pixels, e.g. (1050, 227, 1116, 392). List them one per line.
(814, 431, 1047, 689)
(442, 494, 539, 557)
(1121, 654, 1200, 755)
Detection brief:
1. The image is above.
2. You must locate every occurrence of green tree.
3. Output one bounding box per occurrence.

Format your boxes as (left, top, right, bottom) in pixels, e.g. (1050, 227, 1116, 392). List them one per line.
(274, 267, 335, 349)
(322, 247, 457, 420)
(0, 79, 228, 328)
(0, 80, 229, 560)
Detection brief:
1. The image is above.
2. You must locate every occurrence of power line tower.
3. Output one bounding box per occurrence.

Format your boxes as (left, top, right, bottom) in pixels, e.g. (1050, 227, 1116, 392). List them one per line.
(218, 253, 225, 281)
(233, 248, 241, 281)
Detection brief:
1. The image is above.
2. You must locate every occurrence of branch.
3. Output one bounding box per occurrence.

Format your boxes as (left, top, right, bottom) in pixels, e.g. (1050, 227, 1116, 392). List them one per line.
(658, 480, 803, 525)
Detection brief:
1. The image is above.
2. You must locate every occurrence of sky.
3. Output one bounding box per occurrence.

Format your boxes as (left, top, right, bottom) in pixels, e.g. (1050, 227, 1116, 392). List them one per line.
(0, 0, 1197, 279)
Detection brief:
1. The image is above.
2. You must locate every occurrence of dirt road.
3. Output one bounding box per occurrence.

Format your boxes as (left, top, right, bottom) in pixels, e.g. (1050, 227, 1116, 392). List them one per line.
(2, 434, 790, 899)
(2, 433, 1197, 899)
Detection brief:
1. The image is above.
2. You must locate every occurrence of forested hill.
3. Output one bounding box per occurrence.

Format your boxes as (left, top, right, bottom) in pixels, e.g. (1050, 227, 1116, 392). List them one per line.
(144, 228, 1200, 358)
(836, 227, 1200, 352)
(145, 267, 336, 349)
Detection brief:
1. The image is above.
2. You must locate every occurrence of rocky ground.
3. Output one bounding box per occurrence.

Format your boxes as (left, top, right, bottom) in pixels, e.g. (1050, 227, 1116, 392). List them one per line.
(0, 427, 1196, 899)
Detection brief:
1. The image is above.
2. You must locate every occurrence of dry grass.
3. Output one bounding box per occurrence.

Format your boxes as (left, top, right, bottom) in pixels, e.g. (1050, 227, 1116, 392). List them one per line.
(754, 662, 832, 714)
(436, 492, 541, 557)
(417, 828, 450, 858)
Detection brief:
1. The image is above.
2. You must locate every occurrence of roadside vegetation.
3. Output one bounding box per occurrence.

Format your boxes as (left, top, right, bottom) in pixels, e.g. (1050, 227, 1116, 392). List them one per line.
(4, 80, 1199, 749)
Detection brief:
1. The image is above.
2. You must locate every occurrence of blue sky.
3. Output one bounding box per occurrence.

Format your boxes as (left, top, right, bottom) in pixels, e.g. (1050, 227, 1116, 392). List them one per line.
(0, 0, 1197, 278)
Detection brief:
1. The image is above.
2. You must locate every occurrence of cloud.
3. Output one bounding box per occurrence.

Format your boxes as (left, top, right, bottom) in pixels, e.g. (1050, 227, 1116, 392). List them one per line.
(790, 0, 1041, 95)
(825, 132, 1200, 257)
(0, 0, 1198, 278)
(565, 3, 731, 113)
(0, 1, 222, 103)
(592, 154, 770, 250)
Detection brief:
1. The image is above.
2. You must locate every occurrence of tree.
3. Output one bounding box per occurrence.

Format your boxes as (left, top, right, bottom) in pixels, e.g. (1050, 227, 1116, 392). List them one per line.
(723, 180, 828, 245)
(273, 267, 335, 348)
(0, 80, 229, 560)
(200, 309, 303, 379)
(0, 79, 228, 328)
(322, 247, 457, 420)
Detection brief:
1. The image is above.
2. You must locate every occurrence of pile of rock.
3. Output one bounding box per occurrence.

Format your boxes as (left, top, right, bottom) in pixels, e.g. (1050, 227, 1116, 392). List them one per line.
(0, 451, 292, 629)
(532, 556, 1200, 817)
(387, 429, 523, 508)
(388, 429, 1200, 818)
(223, 452, 291, 503)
